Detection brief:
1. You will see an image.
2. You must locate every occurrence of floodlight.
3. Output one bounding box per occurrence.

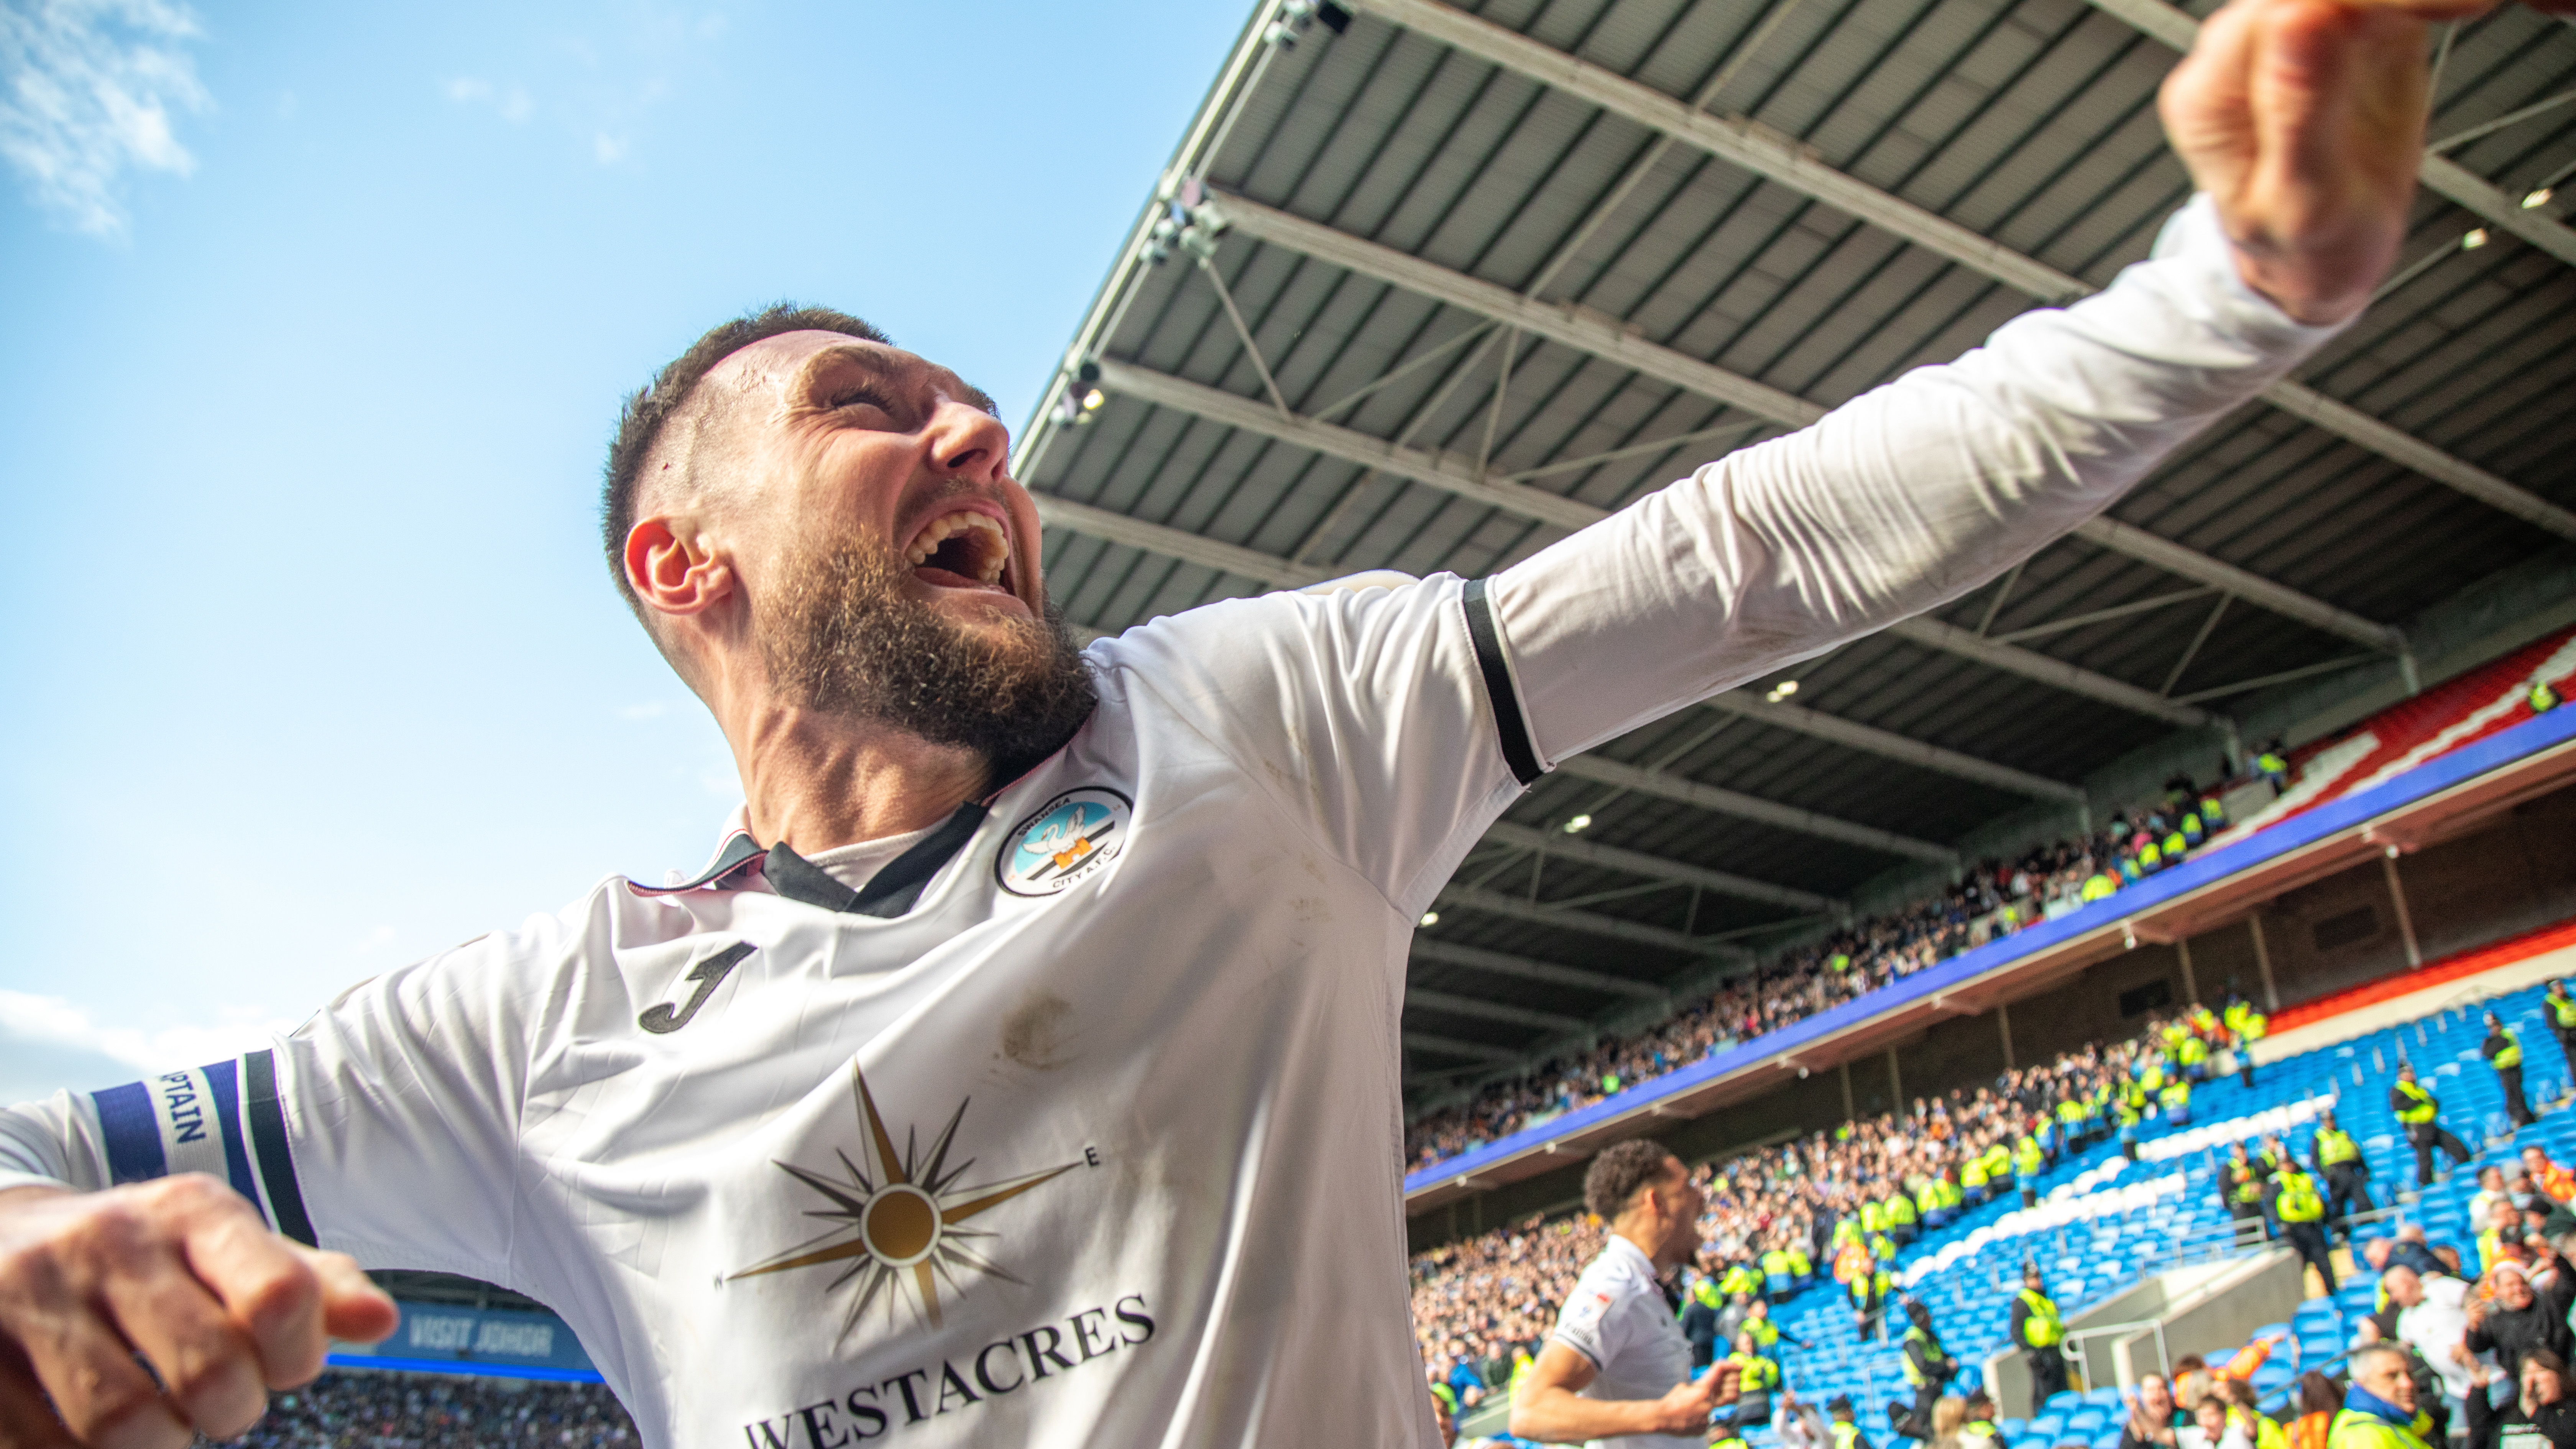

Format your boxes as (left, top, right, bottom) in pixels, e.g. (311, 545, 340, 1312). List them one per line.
(1562, 813, 1592, 835)
(1419, 911, 1440, 927)
(2526, 188, 2554, 210)
(2463, 228, 2490, 250)
(1765, 679, 1799, 702)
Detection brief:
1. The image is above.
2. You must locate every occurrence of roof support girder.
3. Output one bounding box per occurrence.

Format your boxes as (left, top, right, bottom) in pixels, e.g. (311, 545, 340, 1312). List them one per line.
(1405, 987, 1591, 1033)
(1206, 192, 2421, 651)
(1410, 938, 1671, 1000)
(1084, 360, 2217, 728)
(1892, 614, 2210, 727)
(1481, 819, 1842, 911)
(1551, 755, 1957, 863)
(1436, 883, 1749, 958)
(1402, 1031, 1524, 1064)
(1700, 693, 2086, 803)
(1336, 0, 2576, 545)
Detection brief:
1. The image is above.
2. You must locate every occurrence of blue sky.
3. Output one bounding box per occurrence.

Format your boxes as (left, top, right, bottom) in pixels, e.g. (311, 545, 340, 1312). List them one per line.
(0, 0, 1247, 1101)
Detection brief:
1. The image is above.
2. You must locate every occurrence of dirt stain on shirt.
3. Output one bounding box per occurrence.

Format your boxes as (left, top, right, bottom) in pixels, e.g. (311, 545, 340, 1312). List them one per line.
(999, 991, 1076, 1070)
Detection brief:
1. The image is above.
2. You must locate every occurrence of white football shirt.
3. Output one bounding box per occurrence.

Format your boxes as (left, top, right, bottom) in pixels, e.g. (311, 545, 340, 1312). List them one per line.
(0, 195, 2339, 1448)
(1548, 1234, 1699, 1449)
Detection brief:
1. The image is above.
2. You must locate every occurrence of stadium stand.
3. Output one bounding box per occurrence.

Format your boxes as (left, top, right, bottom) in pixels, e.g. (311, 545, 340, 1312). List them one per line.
(1423, 957, 2576, 1447)
(211, 1370, 637, 1447)
(1405, 642, 2576, 1181)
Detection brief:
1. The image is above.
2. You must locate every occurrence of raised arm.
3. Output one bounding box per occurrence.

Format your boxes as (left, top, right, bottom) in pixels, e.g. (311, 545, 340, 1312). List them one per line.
(1487, 0, 2431, 766)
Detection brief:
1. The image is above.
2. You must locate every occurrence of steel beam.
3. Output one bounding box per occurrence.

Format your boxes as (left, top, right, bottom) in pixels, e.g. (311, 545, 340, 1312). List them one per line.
(1095, 357, 1597, 530)
(1481, 820, 1842, 911)
(1700, 693, 2087, 803)
(1436, 884, 1747, 957)
(1034, 493, 1330, 586)
(1210, 192, 2437, 643)
(1338, 0, 2576, 544)
(1892, 615, 2212, 727)
(1402, 1031, 1524, 1063)
(1082, 361, 2226, 727)
(1553, 754, 1955, 862)
(1410, 938, 1670, 1000)
(1406, 987, 1591, 1033)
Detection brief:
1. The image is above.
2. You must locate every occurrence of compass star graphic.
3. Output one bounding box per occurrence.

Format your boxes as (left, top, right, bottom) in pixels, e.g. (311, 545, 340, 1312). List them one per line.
(728, 1062, 1081, 1337)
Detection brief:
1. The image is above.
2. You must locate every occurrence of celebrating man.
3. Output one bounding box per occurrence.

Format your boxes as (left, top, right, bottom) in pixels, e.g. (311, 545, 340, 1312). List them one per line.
(0, 0, 2518, 1442)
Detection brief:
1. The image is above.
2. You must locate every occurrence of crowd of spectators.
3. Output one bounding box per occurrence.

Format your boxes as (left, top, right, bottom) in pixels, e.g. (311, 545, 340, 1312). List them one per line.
(1405, 766, 2266, 1169)
(1409, 1024, 2205, 1406)
(210, 1370, 637, 1449)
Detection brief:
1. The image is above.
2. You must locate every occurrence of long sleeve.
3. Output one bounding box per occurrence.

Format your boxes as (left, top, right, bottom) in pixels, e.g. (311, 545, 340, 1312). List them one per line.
(1486, 194, 2344, 765)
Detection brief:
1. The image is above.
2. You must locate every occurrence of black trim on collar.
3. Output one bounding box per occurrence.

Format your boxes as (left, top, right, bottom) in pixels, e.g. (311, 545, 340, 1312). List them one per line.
(764, 800, 991, 919)
(1463, 577, 1542, 787)
(637, 832, 766, 896)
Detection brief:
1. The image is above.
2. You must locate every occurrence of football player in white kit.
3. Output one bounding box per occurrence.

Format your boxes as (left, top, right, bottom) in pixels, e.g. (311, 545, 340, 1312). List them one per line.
(0, 0, 2497, 1442)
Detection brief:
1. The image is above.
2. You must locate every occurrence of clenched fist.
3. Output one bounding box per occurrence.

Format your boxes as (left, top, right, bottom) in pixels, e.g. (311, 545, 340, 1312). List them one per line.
(2160, 0, 2443, 323)
(0, 1178, 397, 1449)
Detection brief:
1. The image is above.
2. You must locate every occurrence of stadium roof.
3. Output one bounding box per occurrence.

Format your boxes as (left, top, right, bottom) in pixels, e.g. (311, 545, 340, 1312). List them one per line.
(1010, 0, 2576, 1111)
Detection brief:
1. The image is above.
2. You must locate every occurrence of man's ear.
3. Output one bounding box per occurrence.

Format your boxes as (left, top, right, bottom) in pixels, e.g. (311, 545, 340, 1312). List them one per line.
(626, 517, 729, 618)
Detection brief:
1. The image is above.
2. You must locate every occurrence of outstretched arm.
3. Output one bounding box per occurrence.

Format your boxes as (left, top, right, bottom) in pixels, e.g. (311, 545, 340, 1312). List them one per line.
(1488, 0, 2445, 768)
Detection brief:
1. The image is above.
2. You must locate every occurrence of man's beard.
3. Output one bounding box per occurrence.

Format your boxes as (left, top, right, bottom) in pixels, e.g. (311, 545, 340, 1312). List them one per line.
(757, 540, 1098, 785)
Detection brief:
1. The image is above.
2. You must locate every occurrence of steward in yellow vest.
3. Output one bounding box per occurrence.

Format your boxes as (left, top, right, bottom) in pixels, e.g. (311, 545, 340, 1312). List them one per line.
(1885, 1188, 1918, 1245)
(2273, 1164, 2339, 1291)
(2391, 1063, 2473, 1186)
(1891, 1298, 1952, 1438)
(2328, 1345, 2436, 1449)
(2310, 1107, 2374, 1242)
(1829, 1395, 1875, 1449)
(2484, 1009, 2535, 1127)
(2159, 1075, 2193, 1125)
(2013, 1134, 2046, 1209)
(2548, 981, 2576, 1065)
(2011, 1268, 2070, 1410)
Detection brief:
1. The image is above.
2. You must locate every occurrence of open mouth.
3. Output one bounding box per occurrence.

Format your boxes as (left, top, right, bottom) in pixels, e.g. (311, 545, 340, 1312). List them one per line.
(904, 509, 1014, 594)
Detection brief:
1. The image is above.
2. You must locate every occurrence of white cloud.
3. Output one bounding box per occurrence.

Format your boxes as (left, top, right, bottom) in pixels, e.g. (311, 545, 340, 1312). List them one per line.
(0, 0, 210, 236)
(444, 75, 531, 123)
(616, 701, 667, 721)
(0, 988, 298, 1078)
(591, 130, 625, 165)
(356, 924, 396, 953)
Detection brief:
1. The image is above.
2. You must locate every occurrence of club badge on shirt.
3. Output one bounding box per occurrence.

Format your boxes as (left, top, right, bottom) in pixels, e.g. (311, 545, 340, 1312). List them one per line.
(997, 787, 1132, 897)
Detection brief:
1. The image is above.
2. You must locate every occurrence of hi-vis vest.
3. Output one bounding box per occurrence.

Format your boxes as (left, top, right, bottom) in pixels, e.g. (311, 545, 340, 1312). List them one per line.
(2178, 1036, 2209, 1067)
(2395, 1081, 2438, 1124)
(1860, 1201, 1887, 1233)
(2275, 1169, 2326, 1223)
(1962, 1155, 1990, 1188)
(1961, 1423, 2003, 1446)
(2230, 1161, 2268, 1204)
(1728, 1350, 1779, 1393)
(1902, 1324, 1950, 1385)
(2159, 1079, 2192, 1110)
(1850, 1265, 1891, 1303)
(2014, 1137, 2044, 1178)
(1787, 1247, 1812, 1277)
(2314, 1127, 2360, 1166)
(2017, 1289, 2064, 1348)
(2325, 1408, 2433, 1449)
(1886, 1192, 1917, 1227)
(2081, 872, 2119, 902)
(2552, 992, 2576, 1029)
(1834, 1423, 1865, 1449)
(2535, 682, 2563, 714)
(2491, 1027, 2523, 1070)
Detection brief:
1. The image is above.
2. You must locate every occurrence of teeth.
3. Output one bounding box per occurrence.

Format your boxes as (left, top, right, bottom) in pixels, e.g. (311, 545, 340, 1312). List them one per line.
(905, 510, 1009, 585)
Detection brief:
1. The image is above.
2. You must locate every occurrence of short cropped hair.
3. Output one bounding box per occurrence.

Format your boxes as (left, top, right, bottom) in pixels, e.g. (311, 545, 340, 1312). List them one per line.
(1584, 1140, 1680, 1219)
(599, 304, 890, 608)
